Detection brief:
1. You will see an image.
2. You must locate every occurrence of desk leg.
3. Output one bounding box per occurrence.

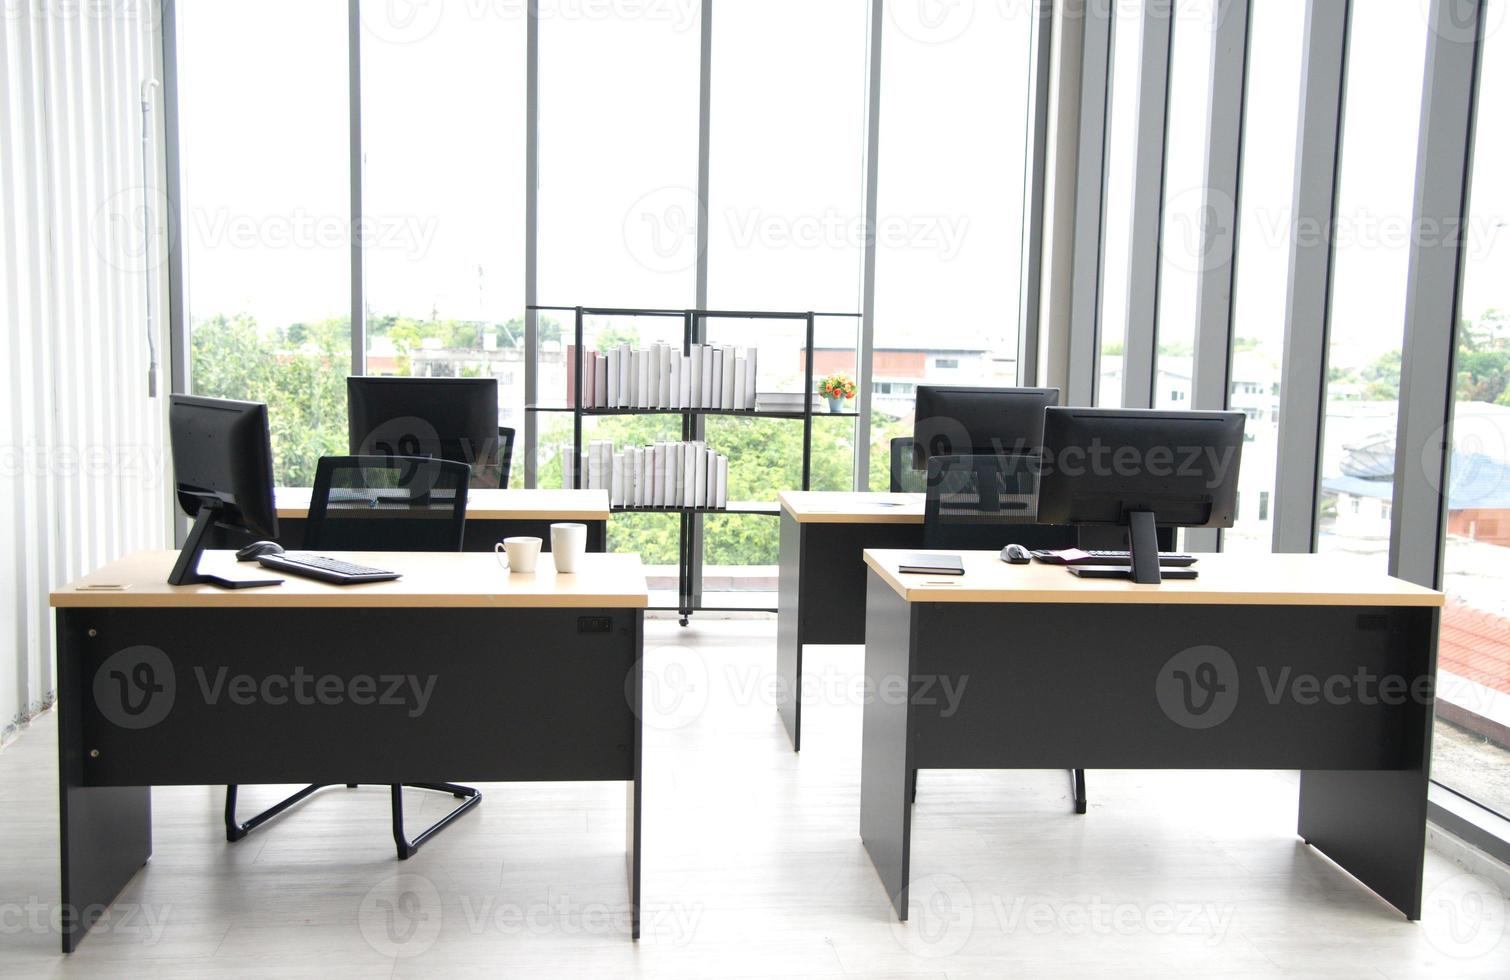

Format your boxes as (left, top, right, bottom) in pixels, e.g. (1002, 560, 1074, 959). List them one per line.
(776, 514, 804, 751)
(627, 611, 643, 940)
(56, 612, 152, 952)
(1298, 770, 1429, 919)
(588, 519, 607, 553)
(859, 572, 915, 920)
(1298, 607, 1436, 920)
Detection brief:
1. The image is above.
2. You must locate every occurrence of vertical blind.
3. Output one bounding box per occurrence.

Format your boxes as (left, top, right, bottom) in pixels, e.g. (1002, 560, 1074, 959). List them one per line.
(1, 2, 171, 746)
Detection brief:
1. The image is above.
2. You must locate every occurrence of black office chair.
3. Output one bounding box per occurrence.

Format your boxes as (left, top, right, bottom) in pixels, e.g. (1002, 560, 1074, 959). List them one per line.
(497, 426, 516, 489)
(889, 437, 925, 493)
(920, 453, 1087, 814)
(224, 455, 481, 859)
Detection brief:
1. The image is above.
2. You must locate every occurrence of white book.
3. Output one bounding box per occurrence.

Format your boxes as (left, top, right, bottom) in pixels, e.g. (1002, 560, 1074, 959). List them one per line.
(583, 354, 595, 408)
(618, 344, 631, 408)
(561, 445, 572, 489)
(694, 446, 708, 508)
(680, 356, 692, 408)
(670, 355, 682, 410)
(701, 346, 715, 408)
(670, 443, 682, 507)
(645, 345, 657, 408)
(689, 344, 704, 409)
(656, 444, 670, 507)
(705, 449, 718, 507)
(745, 347, 757, 408)
(721, 349, 736, 409)
(710, 348, 724, 409)
(734, 356, 748, 411)
(606, 349, 619, 408)
(611, 452, 623, 505)
(628, 350, 640, 407)
(579, 452, 589, 491)
(595, 355, 608, 408)
(659, 345, 672, 407)
(598, 441, 613, 491)
(716, 455, 729, 509)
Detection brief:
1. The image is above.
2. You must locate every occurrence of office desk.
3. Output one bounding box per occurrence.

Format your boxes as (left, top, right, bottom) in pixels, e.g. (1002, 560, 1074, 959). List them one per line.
(776, 492, 1122, 750)
(52, 549, 647, 951)
(239, 488, 611, 552)
(858, 549, 1443, 922)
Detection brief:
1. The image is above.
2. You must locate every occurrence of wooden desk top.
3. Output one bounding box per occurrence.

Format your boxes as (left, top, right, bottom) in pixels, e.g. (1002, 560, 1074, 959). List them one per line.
(862, 550, 1445, 607)
(52, 551, 648, 609)
(275, 488, 611, 522)
(779, 491, 924, 525)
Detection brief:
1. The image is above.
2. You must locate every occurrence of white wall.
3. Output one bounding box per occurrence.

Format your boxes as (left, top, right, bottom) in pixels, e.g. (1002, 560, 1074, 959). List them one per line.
(1, 2, 172, 745)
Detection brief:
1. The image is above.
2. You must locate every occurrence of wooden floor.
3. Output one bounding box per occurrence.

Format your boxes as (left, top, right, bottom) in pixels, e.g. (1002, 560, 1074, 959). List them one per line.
(2, 619, 1508, 978)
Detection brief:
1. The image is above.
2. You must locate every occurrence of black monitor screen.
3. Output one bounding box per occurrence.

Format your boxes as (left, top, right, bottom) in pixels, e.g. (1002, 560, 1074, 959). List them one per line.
(347, 377, 499, 480)
(1036, 407, 1245, 529)
(912, 386, 1060, 470)
(168, 394, 279, 539)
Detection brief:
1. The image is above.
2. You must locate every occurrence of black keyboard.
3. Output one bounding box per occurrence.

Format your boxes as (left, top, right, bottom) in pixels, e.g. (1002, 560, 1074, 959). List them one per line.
(1032, 549, 1198, 567)
(256, 552, 400, 584)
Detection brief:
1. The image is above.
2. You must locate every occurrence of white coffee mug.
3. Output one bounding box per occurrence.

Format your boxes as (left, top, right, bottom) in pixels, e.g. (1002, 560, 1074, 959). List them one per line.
(550, 523, 588, 574)
(495, 536, 542, 574)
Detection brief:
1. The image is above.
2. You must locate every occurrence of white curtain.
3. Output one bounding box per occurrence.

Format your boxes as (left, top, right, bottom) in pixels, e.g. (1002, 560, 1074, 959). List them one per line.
(1, 1, 172, 746)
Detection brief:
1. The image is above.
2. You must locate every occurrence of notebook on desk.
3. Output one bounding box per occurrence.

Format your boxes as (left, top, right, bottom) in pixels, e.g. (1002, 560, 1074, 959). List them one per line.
(897, 554, 965, 576)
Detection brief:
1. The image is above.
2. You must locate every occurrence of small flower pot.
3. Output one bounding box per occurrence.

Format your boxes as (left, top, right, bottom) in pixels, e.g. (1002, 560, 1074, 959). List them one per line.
(826, 396, 845, 414)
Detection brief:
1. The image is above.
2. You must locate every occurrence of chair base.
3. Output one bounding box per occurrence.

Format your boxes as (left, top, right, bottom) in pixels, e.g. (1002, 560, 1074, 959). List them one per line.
(1072, 768, 1088, 814)
(225, 782, 482, 859)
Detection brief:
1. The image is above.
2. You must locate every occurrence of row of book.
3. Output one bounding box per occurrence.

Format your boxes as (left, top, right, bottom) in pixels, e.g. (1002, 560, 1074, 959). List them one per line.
(574, 344, 758, 411)
(562, 440, 731, 510)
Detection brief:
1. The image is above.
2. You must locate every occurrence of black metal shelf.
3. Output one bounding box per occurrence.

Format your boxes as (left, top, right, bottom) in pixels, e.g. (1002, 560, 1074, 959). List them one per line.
(612, 502, 779, 516)
(528, 406, 857, 420)
(535, 304, 859, 626)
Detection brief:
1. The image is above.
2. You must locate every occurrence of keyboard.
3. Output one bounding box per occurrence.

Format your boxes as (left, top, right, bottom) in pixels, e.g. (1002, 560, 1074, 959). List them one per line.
(255, 552, 401, 584)
(1031, 549, 1198, 567)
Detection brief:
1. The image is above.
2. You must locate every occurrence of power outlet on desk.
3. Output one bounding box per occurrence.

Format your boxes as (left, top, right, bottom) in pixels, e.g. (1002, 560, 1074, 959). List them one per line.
(577, 616, 613, 634)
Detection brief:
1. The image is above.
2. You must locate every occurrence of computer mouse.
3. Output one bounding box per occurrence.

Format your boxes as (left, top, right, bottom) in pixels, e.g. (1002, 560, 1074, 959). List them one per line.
(1001, 544, 1033, 565)
(236, 540, 285, 562)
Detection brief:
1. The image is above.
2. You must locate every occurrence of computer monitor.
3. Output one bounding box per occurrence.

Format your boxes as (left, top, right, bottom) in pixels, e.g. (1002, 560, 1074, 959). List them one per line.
(1037, 407, 1245, 583)
(912, 386, 1061, 471)
(168, 395, 282, 589)
(347, 377, 500, 485)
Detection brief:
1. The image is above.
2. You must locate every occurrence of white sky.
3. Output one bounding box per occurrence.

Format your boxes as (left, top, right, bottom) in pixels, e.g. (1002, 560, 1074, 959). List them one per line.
(175, 0, 1509, 367)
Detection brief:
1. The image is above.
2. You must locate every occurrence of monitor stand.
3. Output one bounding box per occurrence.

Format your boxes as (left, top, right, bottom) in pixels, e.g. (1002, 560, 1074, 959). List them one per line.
(167, 506, 283, 589)
(1126, 510, 1163, 585)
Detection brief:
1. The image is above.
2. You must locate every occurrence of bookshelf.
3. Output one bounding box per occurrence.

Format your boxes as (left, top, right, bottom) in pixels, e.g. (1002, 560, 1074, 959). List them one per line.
(527, 305, 861, 623)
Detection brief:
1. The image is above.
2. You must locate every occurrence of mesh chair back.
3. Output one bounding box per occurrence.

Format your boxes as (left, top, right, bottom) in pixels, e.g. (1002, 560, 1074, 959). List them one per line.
(305, 455, 470, 552)
(922, 453, 1075, 551)
(890, 437, 925, 493)
(497, 426, 516, 488)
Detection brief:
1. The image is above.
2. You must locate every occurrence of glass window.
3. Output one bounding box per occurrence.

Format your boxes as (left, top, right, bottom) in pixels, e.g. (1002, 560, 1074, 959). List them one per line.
(1433, 0, 1510, 819)
(697, 1, 866, 592)
(1153, 0, 1216, 408)
(178, 1, 351, 487)
(1225, 0, 1306, 553)
(535, 1, 700, 310)
(705, 0, 866, 313)
(359, 2, 528, 451)
(1316, 2, 1428, 568)
(1096, 0, 1146, 406)
(870, 3, 1037, 487)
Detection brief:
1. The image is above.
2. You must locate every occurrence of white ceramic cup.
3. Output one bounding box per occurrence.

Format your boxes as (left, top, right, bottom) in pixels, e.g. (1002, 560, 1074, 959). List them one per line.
(495, 536, 542, 574)
(550, 522, 588, 573)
